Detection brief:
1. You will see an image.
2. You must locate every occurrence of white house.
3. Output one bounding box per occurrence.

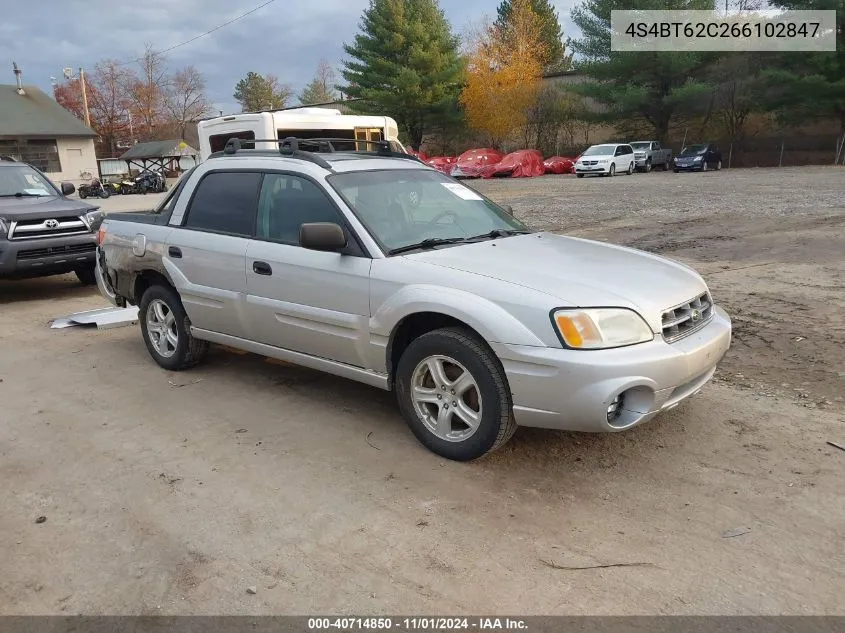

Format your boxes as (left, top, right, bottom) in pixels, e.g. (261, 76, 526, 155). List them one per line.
(0, 79, 98, 185)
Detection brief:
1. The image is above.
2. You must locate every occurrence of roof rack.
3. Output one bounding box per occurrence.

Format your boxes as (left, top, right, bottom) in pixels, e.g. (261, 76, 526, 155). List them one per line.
(212, 136, 425, 168)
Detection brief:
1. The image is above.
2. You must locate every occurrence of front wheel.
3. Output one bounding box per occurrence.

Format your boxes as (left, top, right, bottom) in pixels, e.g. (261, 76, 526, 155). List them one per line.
(75, 267, 97, 285)
(139, 284, 208, 371)
(702, 161, 708, 172)
(663, 160, 670, 171)
(576, 173, 584, 178)
(79, 189, 88, 199)
(395, 327, 517, 461)
(608, 163, 616, 177)
(99, 190, 110, 199)
(716, 160, 722, 171)
(645, 160, 652, 173)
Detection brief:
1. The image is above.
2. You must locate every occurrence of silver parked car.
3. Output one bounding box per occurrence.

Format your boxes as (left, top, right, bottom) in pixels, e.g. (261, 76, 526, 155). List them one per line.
(96, 138, 732, 461)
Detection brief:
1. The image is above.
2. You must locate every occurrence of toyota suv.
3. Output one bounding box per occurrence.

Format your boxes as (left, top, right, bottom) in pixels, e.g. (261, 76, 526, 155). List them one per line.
(0, 158, 103, 284)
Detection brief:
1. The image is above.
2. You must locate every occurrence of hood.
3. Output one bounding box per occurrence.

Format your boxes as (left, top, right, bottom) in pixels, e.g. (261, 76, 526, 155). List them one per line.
(408, 233, 708, 332)
(578, 153, 614, 161)
(0, 195, 97, 222)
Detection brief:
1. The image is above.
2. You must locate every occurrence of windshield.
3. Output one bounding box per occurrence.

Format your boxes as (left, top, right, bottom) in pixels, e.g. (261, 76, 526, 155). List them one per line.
(630, 142, 650, 150)
(581, 145, 616, 156)
(0, 165, 57, 197)
(680, 145, 707, 156)
(328, 169, 529, 253)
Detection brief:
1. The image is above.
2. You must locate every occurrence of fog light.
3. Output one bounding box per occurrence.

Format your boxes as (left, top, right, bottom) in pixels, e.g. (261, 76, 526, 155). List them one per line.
(607, 393, 625, 422)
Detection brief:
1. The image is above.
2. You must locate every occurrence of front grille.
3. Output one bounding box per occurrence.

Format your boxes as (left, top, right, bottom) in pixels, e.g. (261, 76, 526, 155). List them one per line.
(17, 242, 96, 261)
(583, 160, 598, 166)
(662, 292, 713, 342)
(9, 216, 88, 240)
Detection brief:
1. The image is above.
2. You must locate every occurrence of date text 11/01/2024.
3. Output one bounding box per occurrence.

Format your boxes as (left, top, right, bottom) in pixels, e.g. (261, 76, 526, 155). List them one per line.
(307, 617, 528, 630)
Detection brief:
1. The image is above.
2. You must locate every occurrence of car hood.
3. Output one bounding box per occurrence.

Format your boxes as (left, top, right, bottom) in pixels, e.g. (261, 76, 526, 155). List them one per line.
(0, 195, 97, 221)
(408, 233, 708, 332)
(577, 154, 614, 161)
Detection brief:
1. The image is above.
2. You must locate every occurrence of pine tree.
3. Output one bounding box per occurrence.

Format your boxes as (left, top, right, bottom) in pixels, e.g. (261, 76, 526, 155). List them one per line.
(494, 0, 570, 70)
(568, 0, 718, 140)
(299, 59, 338, 106)
(341, 0, 465, 150)
(233, 72, 293, 112)
(761, 0, 845, 134)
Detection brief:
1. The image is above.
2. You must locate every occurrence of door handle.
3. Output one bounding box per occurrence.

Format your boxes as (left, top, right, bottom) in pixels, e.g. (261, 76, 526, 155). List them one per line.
(253, 261, 272, 276)
(168, 246, 182, 258)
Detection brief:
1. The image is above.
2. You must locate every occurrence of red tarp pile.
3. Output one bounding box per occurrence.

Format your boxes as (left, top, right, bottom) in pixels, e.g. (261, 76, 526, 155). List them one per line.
(481, 149, 545, 179)
(408, 149, 429, 161)
(543, 156, 576, 175)
(450, 148, 505, 178)
(426, 156, 457, 174)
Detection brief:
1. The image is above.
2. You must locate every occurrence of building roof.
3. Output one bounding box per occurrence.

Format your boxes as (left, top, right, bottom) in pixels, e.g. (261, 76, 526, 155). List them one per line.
(120, 139, 198, 160)
(0, 84, 96, 138)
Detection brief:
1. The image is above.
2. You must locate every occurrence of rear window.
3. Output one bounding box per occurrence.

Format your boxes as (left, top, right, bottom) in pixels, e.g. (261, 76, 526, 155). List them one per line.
(208, 130, 255, 154)
(184, 171, 261, 236)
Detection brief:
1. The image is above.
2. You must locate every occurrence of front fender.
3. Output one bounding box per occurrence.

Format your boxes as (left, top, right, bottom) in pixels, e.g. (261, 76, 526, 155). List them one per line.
(371, 284, 548, 348)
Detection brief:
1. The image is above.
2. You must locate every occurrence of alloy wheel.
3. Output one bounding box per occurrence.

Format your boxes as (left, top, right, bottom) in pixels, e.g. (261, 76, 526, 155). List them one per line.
(146, 299, 178, 358)
(410, 355, 482, 442)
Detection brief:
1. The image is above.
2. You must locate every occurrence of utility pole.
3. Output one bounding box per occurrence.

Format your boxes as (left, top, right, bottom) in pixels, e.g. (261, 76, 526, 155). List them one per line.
(79, 67, 91, 128)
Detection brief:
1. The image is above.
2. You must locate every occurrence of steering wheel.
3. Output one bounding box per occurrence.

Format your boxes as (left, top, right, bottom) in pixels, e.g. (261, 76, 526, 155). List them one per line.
(425, 210, 458, 228)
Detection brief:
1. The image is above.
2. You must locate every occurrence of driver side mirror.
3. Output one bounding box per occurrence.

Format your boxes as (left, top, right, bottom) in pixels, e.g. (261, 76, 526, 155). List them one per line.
(300, 222, 347, 252)
(60, 182, 75, 196)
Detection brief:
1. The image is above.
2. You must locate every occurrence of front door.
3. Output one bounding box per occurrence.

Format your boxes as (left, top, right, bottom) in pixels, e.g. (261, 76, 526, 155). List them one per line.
(244, 172, 372, 367)
(166, 170, 261, 339)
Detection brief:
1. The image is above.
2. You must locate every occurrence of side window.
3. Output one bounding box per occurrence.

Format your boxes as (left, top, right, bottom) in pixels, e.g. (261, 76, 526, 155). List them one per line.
(184, 171, 261, 236)
(653, 142, 661, 150)
(256, 173, 346, 245)
(614, 146, 623, 157)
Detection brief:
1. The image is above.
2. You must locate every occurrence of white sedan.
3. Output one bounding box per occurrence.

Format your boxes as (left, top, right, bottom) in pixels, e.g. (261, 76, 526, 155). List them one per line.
(575, 143, 636, 178)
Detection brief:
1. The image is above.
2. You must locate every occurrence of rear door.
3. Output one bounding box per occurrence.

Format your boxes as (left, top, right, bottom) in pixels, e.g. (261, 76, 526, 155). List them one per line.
(244, 172, 372, 367)
(165, 170, 261, 339)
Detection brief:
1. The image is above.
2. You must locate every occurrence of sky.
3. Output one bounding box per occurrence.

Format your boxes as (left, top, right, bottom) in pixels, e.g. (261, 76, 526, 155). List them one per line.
(0, 0, 579, 116)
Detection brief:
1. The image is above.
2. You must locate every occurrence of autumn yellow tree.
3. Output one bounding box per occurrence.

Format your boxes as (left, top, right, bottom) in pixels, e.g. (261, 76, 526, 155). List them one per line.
(459, 0, 547, 147)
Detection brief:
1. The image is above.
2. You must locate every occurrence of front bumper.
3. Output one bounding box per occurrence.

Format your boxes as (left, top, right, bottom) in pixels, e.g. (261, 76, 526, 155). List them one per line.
(674, 161, 703, 171)
(634, 157, 649, 166)
(0, 233, 97, 278)
(491, 306, 731, 432)
(575, 163, 611, 174)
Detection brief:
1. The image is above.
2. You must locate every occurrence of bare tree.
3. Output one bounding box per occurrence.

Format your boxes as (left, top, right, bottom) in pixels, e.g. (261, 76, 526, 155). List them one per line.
(299, 59, 338, 105)
(126, 44, 168, 139)
(89, 61, 133, 156)
(165, 66, 211, 138)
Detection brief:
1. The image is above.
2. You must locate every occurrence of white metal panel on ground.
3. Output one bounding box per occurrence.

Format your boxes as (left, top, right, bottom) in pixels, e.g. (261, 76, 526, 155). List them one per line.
(51, 307, 139, 330)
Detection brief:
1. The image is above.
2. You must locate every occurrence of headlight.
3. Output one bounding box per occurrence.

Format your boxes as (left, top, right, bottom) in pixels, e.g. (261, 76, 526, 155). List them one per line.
(597, 159, 608, 164)
(0, 217, 8, 238)
(83, 210, 105, 231)
(693, 156, 703, 162)
(552, 308, 654, 349)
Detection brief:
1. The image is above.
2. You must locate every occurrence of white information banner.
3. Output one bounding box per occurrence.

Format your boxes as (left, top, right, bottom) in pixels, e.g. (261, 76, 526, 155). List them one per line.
(611, 10, 838, 52)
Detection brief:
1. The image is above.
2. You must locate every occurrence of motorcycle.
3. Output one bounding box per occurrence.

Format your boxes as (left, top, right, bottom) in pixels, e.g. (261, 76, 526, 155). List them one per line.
(77, 178, 110, 199)
(102, 178, 122, 196)
(140, 170, 167, 193)
(119, 176, 138, 195)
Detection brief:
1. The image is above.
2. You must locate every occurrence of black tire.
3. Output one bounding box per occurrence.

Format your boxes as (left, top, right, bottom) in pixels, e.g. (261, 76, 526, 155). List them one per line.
(138, 284, 209, 371)
(75, 267, 97, 285)
(663, 160, 670, 171)
(627, 161, 634, 175)
(645, 160, 652, 173)
(99, 190, 110, 199)
(608, 163, 616, 177)
(78, 189, 88, 199)
(576, 173, 584, 178)
(673, 169, 679, 173)
(716, 160, 722, 171)
(395, 327, 517, 461)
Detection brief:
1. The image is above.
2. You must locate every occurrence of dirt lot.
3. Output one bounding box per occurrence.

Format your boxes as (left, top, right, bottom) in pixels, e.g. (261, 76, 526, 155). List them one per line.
(1, 167, 843, 615)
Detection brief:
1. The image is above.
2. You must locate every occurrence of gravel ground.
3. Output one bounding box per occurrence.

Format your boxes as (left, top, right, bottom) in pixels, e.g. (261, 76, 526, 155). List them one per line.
(1, 166, 843, 616)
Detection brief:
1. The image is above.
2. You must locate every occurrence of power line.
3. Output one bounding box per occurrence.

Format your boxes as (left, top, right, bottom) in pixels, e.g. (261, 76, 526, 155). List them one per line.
(117, 0, 276, 66)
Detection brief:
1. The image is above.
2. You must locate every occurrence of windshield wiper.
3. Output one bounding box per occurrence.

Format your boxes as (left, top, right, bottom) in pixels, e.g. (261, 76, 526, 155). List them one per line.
(388, 237, 469, 255)
(0, 192, 48, 198)
(464, 229, 531, 242)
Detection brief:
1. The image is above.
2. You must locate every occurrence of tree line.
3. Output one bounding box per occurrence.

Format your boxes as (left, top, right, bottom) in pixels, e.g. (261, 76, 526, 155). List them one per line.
(57, 0, 844, 158)
(54, 45, 212, 156)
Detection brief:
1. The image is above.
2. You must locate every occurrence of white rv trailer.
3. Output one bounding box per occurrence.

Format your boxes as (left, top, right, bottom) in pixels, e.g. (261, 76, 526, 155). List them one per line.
(197, 108, 406, 162)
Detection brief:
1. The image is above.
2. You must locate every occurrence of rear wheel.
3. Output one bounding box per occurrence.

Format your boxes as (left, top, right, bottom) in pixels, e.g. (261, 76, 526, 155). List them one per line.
(627, 161, 634, 175)
(395, 327, 516, 461)
(139, 284, 208, 371)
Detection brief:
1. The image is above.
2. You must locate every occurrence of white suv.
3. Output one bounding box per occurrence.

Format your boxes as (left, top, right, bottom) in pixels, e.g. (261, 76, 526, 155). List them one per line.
(575, 144, 636, 178)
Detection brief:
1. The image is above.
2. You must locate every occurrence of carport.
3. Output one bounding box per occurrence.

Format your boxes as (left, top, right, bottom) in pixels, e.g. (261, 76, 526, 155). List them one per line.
(119, 139, 197, 174)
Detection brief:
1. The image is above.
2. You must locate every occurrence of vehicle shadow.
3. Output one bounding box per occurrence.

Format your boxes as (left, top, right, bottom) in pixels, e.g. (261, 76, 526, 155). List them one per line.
(0, 275, 99, 305)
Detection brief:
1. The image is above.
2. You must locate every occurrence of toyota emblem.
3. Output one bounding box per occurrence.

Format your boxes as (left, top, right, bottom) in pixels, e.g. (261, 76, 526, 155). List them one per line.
(44, 219, 59, 229)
